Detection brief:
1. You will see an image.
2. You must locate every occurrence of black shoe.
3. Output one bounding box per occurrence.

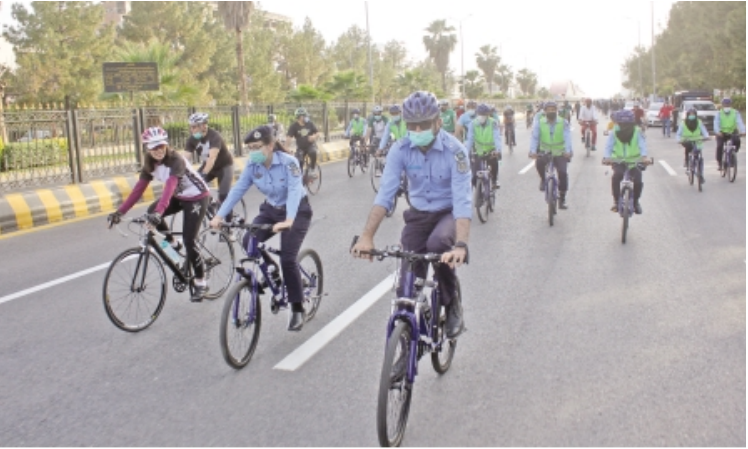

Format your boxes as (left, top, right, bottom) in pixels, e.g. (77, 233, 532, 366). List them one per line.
(288, 310, 306, 332)
(699, 176, 706, 185)
(191, 285, 209, 303)
(611, 204, 619, 213)
(634, 202, 643, 215)
(539, 179, 546, 192)
(445, 296, 465, 339)
(559, 196, 569, 210)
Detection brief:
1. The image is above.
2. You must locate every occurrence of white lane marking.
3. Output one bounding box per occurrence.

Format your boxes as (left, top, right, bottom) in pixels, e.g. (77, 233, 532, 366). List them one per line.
(274, 273, 396, 372)
(0, 263, 110, 306)
(519, 161, 535, 175)
(659, 160, 678, 177)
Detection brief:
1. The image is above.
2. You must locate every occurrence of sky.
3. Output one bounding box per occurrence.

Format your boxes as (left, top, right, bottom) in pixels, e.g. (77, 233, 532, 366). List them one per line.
(0, 0, 677, 97)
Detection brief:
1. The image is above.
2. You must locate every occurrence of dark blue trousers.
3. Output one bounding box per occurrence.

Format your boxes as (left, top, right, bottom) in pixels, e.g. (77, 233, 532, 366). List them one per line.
(398, 208, 457, 307)
(245, 198, 312, 304)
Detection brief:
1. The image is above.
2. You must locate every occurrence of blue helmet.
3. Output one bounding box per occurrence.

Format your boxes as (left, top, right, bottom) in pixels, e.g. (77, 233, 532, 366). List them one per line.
(389, 104, 402, 114)
(616, 110, 635, 124)
(476, 103, 492, 115)
(466, 100, 478, 109)
(544, 101, 558, 110)
(402, 91, 440, 123)
(351, 108, 361, 115)
(722, 98, 732, 106)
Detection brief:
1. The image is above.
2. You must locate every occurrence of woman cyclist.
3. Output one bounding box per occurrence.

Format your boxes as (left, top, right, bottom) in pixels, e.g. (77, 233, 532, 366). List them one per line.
(677, 107, 710, 180)
(210, 126, 313, 333)
(108, 127, 212, 302)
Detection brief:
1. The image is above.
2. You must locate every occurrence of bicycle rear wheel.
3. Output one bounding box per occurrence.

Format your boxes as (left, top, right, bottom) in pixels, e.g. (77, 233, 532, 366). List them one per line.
(431, 280, 459, 374)
(621, 190, 630, 245)
(688, 157, 695, 186)
(697, 157, 704, 192)
(371, 158, 382, 193)
(347, 150, 356, 178)
(197, 229, 236, 300)
(219, 280, 262, 369)
(377, 320, 413, 448)
(585, 134, 591, 157)
(547, 181, 556, 227)
(474, 179, 487, 224)
(103, 248, 167, 333)
(729, 153, 738, 183)
(297, 249, 324, 322)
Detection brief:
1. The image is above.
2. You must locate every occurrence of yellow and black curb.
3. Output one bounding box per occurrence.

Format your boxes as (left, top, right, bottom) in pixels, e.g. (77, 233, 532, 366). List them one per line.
(0, 143, 350, 237)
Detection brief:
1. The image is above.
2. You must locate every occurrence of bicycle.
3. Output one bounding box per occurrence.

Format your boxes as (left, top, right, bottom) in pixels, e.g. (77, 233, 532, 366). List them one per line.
(720, 133, 741, 183)
(169, 193, 247, 236)
(534, 152, 562, 227)
(603, 158, 653, 244)
(525, 112, 533, 130)
(371, 148, 388, 194)
(581, 121, 596, 157)
(219, 222, 325, 369)
(504, 123, 515, 155)
(352, 239, 459, 447)
(348, 138, 369, 178)
(297, 150, 322, 195)
(103, 215, 236, 333)
(681, 138, 709, 192)
(473, 155, 498, 224)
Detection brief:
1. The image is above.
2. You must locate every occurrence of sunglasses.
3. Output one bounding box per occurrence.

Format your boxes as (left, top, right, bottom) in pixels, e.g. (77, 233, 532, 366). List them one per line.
(406, 120, 434, 131)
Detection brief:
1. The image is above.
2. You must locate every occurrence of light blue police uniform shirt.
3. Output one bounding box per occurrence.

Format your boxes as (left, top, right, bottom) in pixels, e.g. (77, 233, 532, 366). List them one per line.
(529, 118, 573, 155)
(457, 111, 476, 132)
(465, 118, 503, 154)
(713, 110, 746, 134)
(379, 119, 405, 150)
(374, 130, 473, 220)
(218, 151, 306, 220)
(604, 131, 649, 158)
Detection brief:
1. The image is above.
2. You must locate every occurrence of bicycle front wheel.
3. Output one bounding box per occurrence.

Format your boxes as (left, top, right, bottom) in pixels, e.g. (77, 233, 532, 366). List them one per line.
(474, 179, 487, 224)
(220, 280, 261, 369)
(688, 158, 695, 186)
(729, 153, 738, 183)
(297, 249, 324, 322)
(197, 229, 236, 300)
(621, 190, 630, 245)
(547, 181, 556, 227)
(348, 151, 356, 178)
(377, 320, 413, 448)
(103, 248, 167, 333)
(431, 280, 459, 374)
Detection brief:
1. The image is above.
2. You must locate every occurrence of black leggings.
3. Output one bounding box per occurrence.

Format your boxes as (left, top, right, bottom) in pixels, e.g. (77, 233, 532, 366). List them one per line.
(611, 165, 643, 202)
(203, 165, 234, 220)
(716, 134, 742, 165)
(297, 145, 318, 172)
(471, 154, 499, 187)
(148, 196, 209, 279)
(536, 155, 569, 192)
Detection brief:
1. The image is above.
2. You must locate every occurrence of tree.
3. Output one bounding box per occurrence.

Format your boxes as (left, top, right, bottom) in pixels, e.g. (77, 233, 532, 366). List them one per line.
(325, 70, 369, 103)
(288, 84, 331, 102)
(459, 70, 485, 99)
(3, 2, 115, 103)
(423, 20, 457, 93)
(281, 18, 331, 88)
(382, 40, 409, 72)
(331, 25, 370, 73)
(216, 1, 254, 106)
(537, 87, 550, 99)
(101, 40, 204, 105)
(476, 45, 500, 94)
(495, 64, 514, 95)
(516, 68, 539, 96)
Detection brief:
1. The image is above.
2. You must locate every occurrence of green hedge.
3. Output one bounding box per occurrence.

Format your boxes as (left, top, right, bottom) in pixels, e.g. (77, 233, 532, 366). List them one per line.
(0, 138, 69, 172)
(732, 95, 745, 112)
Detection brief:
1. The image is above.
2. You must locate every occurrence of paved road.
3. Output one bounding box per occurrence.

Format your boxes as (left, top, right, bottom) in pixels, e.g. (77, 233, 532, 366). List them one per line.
(0, 121, 745, 446)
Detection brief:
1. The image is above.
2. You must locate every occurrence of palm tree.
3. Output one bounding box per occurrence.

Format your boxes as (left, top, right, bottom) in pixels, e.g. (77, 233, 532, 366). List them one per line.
(495, 64, 514, 95)
(423, 20, 457, 93)
(516, 68, 539, 96)
(217, 1, 254, 106)
(102, 40, 203, 105)
(537, 87, 550, 99)
(325, 70, 369, 103)
(459, 70, 485, 99)
(476, 45, 500, 94)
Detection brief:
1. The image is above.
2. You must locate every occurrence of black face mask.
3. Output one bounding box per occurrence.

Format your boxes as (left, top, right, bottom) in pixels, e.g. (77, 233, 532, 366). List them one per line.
(617, 124, 635, 144)
(546, 112, 557, 121)
(686, 117, 698, 132)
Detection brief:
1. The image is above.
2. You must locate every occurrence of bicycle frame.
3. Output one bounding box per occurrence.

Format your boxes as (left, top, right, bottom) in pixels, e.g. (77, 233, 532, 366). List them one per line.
(541, 154, 559, 205)
(475, 157, 492, 201)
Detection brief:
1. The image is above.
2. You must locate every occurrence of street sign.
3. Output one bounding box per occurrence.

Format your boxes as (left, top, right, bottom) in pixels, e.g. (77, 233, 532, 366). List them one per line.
(103, 62, 160, 93)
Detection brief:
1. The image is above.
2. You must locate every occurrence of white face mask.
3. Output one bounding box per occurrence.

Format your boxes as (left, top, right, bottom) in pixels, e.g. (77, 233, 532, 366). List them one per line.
(724, 108, 732, 113)
(477, 116, 488, 125)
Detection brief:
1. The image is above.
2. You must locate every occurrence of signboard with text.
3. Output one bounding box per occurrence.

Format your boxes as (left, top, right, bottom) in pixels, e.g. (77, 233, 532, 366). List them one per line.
(103, 62, 160, 93)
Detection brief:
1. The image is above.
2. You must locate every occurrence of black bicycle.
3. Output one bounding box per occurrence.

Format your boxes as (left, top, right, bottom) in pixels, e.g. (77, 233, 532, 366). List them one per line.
(297, 150, 322, 195)
(681, 138, 709, 192)
(352, 239, 460, 447)
(534, 152, 562, 227)
(103, 215, 236, 332)
(603, 158, 653, 244)
(348, 138, 369, 177)
(504, 123, 515, 155)
(219, 222, 325, 369)
(169, 192, 247, 236)
(473, 155, 498, 223)
(719, 133, 741, 183)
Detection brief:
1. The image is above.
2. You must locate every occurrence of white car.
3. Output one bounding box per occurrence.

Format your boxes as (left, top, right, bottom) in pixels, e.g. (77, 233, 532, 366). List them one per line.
(646, 103, 664, 127)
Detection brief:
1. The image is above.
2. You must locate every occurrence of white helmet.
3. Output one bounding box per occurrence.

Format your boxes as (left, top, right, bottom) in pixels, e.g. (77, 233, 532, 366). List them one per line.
(142, 127, 169, 150)
(189, 112, 209, 126)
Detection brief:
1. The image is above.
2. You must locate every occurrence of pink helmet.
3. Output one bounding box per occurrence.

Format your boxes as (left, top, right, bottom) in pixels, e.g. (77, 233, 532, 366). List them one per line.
(142, 127, 169, 150)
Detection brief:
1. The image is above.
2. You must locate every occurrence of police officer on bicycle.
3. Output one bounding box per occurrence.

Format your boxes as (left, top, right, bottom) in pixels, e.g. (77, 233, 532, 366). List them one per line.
(466, 103, 502, 190)
(352, 91, 472, 339)
(287, 108, 319, 175)
(530, 101, 573, 210)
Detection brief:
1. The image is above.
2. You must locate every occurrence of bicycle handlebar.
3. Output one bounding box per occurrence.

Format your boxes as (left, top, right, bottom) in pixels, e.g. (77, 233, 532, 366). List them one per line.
(351, 236, 444, 263)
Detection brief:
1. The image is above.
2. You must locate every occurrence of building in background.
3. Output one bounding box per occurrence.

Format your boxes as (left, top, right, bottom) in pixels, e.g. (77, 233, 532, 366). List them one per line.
(549, 80, 586, 101)
(102, 1, 131, 27)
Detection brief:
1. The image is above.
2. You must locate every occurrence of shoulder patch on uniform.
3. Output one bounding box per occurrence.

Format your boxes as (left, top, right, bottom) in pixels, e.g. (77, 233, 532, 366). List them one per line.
(455, 149, 469, 174)
(288, 162, 301, 177)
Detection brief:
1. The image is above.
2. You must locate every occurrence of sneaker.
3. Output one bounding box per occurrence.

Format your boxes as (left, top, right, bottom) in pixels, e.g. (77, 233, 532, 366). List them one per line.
(591, 146, 597, 152)
(610, 204, 619, 213)
(191, 285, 209, 303)
(539, 179, 546, 192)
(634, 202, 643, 215)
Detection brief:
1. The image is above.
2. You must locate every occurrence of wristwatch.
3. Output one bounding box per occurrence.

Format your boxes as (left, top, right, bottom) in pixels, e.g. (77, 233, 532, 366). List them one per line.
(454, 241, 470, 264)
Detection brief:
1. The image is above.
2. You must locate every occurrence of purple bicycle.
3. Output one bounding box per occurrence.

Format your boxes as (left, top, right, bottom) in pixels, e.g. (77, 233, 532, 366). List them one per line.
(218, 222, 324, 369)
(353, 239, 459, 447)
(603, 158, 653, 244)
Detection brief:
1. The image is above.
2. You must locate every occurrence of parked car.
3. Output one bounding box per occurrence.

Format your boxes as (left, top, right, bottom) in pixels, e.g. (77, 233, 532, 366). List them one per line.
(678, 101, 718, 134)
(17, 130, 53, 142)
(646, 102, 664, 127)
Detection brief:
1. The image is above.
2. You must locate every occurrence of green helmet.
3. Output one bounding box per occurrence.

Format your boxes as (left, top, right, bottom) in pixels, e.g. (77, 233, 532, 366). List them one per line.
(294, 107, 308, 117)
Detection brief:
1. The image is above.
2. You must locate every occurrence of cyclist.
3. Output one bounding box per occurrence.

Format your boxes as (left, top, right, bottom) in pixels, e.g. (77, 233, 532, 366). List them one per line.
(379, 105, 408, 152)
(351, 91, 472, 339)
(525, 103, 535, 129)
(502, 105, 516, 147)
(574, 101, 581, 120)
(632, 102, 646, 131)
(210, 125, 313, 332)
(578, 98, 600, 152)
(658, 101, 674, 138)
(530, 101, 573, 210)
(490, 106, 500, 123)
(713, 98, 746, 169)
(440, 100, 457, 135)
(345, 108, 368, 154)
(287, 108, 319, 175)
(267, 114, 286, 144)
(603, 110, 651, 214)
(185, 112, 235, 218)
(365, 105, 389, 156)
(109, 127, 211, 303)
(466, 103, 502, 190)
(560, 100, 573, 122)
(677, 107, 710, 181)
(456, 100, 478, 142)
